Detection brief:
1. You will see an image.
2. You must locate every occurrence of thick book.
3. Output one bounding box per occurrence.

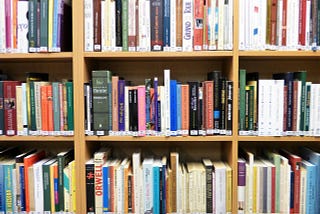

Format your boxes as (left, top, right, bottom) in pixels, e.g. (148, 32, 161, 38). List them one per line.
(92, 70, 112, 135)
(65, 81, 74, 132)
(42, 158, 57, 212)
(239, 69, 246, 131)
(115, 0, 123, 50)
(193, 0, 204, 50)
(3, 81, 21, 135)
(202, 158, 213, 213)
(143, 158, 154, 214)
(40, 0, 49, 52)
(28, 0, 38, 52)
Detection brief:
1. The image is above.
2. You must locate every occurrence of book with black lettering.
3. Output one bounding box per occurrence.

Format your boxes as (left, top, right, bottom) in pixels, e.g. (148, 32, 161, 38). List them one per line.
(151, 0, 163, 51)
(202, 158, 213, 213)
(57, 149, 74, 211)
(86, 159, 95, 214)
(188, 81, 199, 136)
(92, 70, 112, 135)
(207, 70, 221, 133)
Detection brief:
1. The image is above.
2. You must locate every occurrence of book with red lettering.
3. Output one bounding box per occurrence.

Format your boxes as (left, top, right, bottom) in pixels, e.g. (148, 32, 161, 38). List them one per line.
(3, 81, 21, 135)
(203, 81, 214, 135)
(94, 147, 110, 214)
(193, 0, 204, 50)
(24, 150, 46, 212)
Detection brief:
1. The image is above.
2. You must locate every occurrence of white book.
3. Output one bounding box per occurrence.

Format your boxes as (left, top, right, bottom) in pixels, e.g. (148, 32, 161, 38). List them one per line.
(143, 158, 154, 214)
(258, 80, 268, 136)
(85, 83, 92, 134)
(260, 0, 267, 50)
(110, 0, 116, 51)
(33, 158, 50, 212)
(170, 0, 176, 51)
(84, 0, 94, 51)
(305, 0, 311, 49)
(208, 0, 217, 50)
(245, 0, 251, 49)
(279, 156, 290, 214)
(101, 0, 106, 51)
(17, 0, 29, 53)
(132, 152, 142, 213)
(182, 0, 193, 51)
(238, 0, 245, 50)
(63, 164, 71, 212)
(0, 0, 5, 53)
(274, 80, 284, 136)
(315, 84, 320, 136)
(300, 165, 307, 214)
(115, 159, 125, 213)
(224, 0, 233, 50)
(213, 161, 226, 214)
(276, 0, 283, 46)
(241, 148, 254, 213)
(16, 86, 24, 136)
(138, 0, 151, 51)
(217, 0, 224, 50)
(292, 0, 299, 49)
(21, 83, 28, 135)
(128, 0, 136, 51)
(164, 69, 171, 136)
(309, 84, 316, 136)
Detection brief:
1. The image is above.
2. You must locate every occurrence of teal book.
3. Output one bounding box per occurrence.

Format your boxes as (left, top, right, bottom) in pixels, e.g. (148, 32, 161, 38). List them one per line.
(301, 160, 316, 214)
(153, 160, 161, 214)
(92, 70, 112, 135)
(28, 0, 38, 52)
(122, 0, 128, 51)
(3, 160, 15, 212)
(239, 69, 246, 131)
(40, 0, 49, 52)
(28, 81, 37, 131)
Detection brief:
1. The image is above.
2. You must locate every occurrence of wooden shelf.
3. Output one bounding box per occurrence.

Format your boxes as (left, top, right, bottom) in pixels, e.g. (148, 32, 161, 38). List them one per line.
(238, 136, 320, 142)
(239, 50, 320, 59)
(0, 52, 73, 61)
(0, 135, 74, 141)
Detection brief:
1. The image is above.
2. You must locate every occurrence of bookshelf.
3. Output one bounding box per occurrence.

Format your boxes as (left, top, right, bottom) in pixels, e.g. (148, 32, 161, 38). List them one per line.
(2, 0, 320, 213)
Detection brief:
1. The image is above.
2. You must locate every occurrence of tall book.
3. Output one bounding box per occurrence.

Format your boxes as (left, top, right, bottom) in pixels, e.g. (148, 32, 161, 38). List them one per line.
(202, 158, 213, 213)
(151, 0, 163, 50)
(42, 158, 57, 212)
(86, 158, 95, 214)
(92, 70, 112, 135)
(143, 158, 154, 214)
(0, 82, 4, 135)
(188, 81, 199, 135)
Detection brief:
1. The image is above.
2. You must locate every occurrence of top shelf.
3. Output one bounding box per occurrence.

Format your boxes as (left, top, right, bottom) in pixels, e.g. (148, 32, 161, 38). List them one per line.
(239, 50, 320, 59)
(0, 52, 73, 62)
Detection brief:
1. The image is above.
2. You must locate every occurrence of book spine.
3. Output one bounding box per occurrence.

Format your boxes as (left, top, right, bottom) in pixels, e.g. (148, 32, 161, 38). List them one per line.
(154, 77, 159, 132)
(226, 81, 233, 135)
(203, 81, 214, 134)
(93, 0, 101, 51)
(0, 82, 4, 135)
(128, 0, 136, 51)
(58, 83, 65, 132)
(239, 69, 246, 131)
(17, 0, 29, 53)
(176, 0, 183, 50)
(188, 81, 199, 136)
(16, 85, 23, 135)
(115, 0, 123, 50)
(28, 81, 37, 132)
(41, 85, 49, 133)
(118, 80, 126, 132)
(176, 84, 181, 134)
(163, 0, 170, 50)
(102, 165, 109, 212)
(40, 0, 49, 51)
(170, 0, 176, 50)
(138, 85, 146, 136)
(170, 80, 177, 135)
(112, 76, 119, 132)
(52, 82, 60, 133)
(151, 0, 164, 51)
(47, 85, 54, 133)
(182, 0, 193, 51)
(181, 84, 189, 135)
(43, 163, 51, 211)
(84, 0, 94, 51)
(143, 160, 154, 213)
(0, 0, 5, 53)
(193, 0, 203, 50)
(86, 162, 95, 213)
(4, 81, 20, 135)
(28, 0, 37, 52)
(4, 164, 14, 212)
(153, 165, 160, 214)
(164, 69, 171, 135)
(122, 0, 128, 51)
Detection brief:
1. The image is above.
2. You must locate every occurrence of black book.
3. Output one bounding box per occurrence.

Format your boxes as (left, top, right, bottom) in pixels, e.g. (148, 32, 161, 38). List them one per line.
(226, 81, 233, 135)
(151, 0, 164, 51)
(86, 159, 95, 213)
(188, 81, 199, 136)
(115, 0, 123, 49)
(207, 70, 221, 132)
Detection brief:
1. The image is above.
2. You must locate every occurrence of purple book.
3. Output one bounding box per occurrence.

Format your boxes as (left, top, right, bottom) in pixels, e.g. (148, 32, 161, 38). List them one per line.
(118, 79, 126, 131)
(153, 77, 159, 132)
(238, 158, 246, 212)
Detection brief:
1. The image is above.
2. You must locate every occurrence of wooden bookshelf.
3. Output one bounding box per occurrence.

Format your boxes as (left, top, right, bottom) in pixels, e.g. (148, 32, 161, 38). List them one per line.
(2, 0, 320, 213)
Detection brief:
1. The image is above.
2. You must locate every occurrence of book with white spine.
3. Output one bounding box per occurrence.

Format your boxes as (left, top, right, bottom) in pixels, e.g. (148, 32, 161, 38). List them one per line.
(128, 0, 137, 51)
(164, 69, 171, 136)
(110, 0, 116, 51)
(138, 0, 151, 51)
(182, 0, 193, 51)
(33, 158, 50, 212)
(84, 0, 93, 51)
(17, 0, 29, 53)
(217, 0, 224, 50)
(170, 0, 177, 51)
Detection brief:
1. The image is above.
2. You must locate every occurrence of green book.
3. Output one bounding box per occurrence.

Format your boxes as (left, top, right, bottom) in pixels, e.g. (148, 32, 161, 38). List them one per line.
(92, 70, 112, 135)
(294, 70, 307, 132)
(305, 82, 311, 131)
(239, 69, 246, 131)
(0, 82, 4, 135)
(28, 0, 38, 52)
(247, 85, 254, 131)
(40, 0, 49, 52)
(122, 0, 128, 51)
(28, 81, 37, 132)
(42, 158, 57, 212)
(65, 81, 74, 132)
(57, 149, 74, 211)
(52, 82, 60, 132)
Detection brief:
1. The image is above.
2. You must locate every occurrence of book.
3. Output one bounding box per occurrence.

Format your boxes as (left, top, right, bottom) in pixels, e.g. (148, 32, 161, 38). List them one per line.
(202, 158, 213, 213)
(238, 158, 246, 214)
(143, 158, 154, 214)
(188, 81, 199, 135)
(42, 158, 57, 212)
(151, 0, 163, 51)
(33, 158, 50, 212)
(86, 159, 95, 214)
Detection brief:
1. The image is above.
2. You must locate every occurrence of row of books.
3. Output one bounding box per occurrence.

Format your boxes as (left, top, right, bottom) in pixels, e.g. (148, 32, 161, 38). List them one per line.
(0, 78, 74, 136)
(0, 0, 72, 53)
(87, 148, 232, 214)
(86, 69, 233, 136)
(238, 69, 320, 136)
(0, 147, 75, 213)
(239, 0, 320, 51)
(238, 147, 320, 214)
(84, 0, 233, 52)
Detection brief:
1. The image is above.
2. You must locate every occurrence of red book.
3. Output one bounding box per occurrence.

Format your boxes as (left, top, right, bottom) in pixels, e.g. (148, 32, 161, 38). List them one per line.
(41, 85, 49, 132)
(298, 0, 307, 46)
(93, 0, 101, 51)
(24, 150, 46, 212)
(270, 0, 277, 46)
(271, 164, 276, 213)
(280, 149, 301, 213)
(193, 0, 204, 50)
(3, 81, 21, 135)
(281, 0, 287, 46)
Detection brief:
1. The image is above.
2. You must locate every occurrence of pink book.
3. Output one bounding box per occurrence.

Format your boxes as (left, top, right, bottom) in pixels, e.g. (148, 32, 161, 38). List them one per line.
(5, 0, 12, 52)
(138, 85, 146, 136)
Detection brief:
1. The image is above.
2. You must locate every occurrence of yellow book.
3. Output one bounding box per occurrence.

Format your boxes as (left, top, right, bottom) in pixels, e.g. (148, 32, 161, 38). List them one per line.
(225, 162, 232, 213)
(48, 0, 54, 51)
(69, 160, 76, 212)
(253, 164, 258, 213)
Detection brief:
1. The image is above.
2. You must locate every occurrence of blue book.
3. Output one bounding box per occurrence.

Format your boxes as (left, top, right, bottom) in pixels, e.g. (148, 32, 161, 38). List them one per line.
(0, 164, 4, 212)
(52, 0, 59, 51)
(19, 165, 26, 211)
(176, 84, 182, 134)
(118, 80, 126, 131)
(170, 80, 177, 135)
(163, 0, 170, 48)
(300, 147, 320, 213)
(153, 161, 161, 214)
(102, 162, 109, 212)
(301, 160, 316, 214)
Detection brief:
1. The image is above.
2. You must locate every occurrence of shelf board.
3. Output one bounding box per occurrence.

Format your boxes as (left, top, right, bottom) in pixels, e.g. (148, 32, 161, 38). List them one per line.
(0, 135, 74, 142)
(238, 136, 320, 142)
(86, 135, 234, 142)
(0, 52, 73, 62)
(84, 51, 234, 60)
(239, 50, 320, 59)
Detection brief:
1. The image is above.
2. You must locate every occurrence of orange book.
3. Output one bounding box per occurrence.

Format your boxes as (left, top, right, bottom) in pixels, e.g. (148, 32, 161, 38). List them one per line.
(12, 0, 18, 50)
(23, 150, 46, 212)
(41, 85, 48, 132)
(181, 84, 189, 136)
(47, 85, 54, 131)
(193, 0, 204, 50)
(123, 160, 131, 213)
